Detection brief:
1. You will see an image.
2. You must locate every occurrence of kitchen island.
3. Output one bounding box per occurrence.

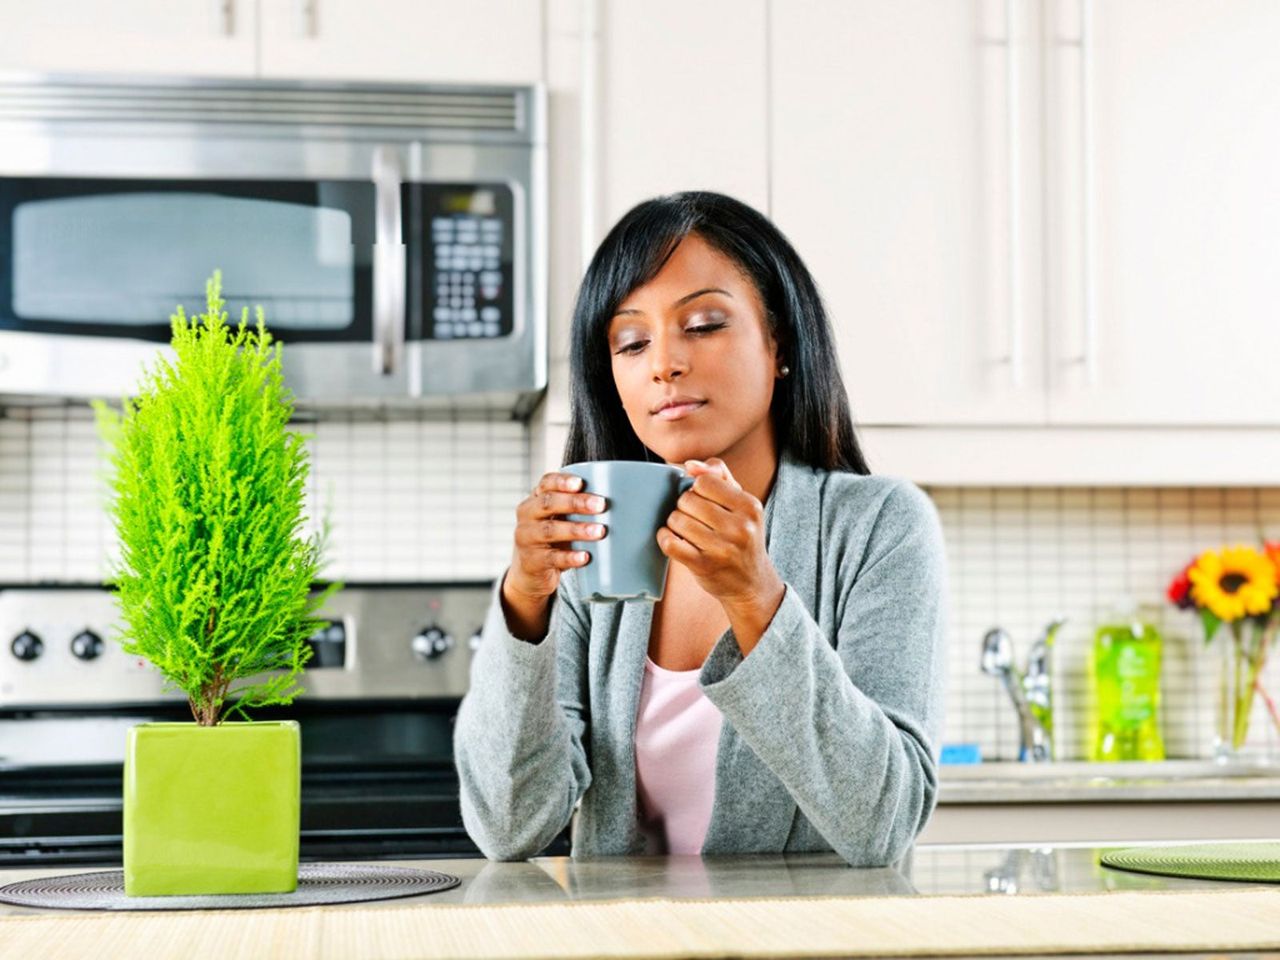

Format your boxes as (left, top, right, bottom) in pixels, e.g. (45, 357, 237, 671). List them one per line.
(0, 843, 1276, 958)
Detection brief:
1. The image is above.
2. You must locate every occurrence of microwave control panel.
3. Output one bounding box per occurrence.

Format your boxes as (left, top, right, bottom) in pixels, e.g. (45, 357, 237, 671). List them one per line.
(423, 183, 514, 341)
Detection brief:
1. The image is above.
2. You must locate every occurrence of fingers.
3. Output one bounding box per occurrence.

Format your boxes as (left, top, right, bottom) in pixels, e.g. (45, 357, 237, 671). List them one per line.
(683, 475, 739, 511)
(685, 457, 741, 489)
(516, 518, 605, 549)
(657, 525, 701, 564)
(662, 508, 716, 552)
(511, 473, 608, 591)
(527, 473, 607, 521)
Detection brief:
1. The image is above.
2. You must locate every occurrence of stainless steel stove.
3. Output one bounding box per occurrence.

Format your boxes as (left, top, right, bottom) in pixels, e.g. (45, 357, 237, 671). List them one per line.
(0, 582, 568, 865)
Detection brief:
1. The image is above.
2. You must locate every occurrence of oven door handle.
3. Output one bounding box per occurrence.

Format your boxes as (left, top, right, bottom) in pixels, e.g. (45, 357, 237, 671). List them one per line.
(371, 145, 405, 376)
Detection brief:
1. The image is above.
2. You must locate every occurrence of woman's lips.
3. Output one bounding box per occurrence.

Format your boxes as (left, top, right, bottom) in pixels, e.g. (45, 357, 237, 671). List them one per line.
(653, 401, 707, 421)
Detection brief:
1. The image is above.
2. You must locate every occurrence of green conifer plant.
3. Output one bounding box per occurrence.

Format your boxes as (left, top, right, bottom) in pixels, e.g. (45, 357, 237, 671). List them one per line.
(94, 271, 339, 726)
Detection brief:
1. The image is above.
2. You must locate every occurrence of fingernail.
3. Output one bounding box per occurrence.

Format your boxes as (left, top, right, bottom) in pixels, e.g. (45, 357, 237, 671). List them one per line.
(588, 496, 605, 511)
(587, 524, 604, 537)
(566, 476, 583, 489)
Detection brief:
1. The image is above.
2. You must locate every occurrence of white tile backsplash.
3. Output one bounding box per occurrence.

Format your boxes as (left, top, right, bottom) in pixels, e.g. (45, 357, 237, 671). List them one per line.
(0, 406, 530, 584)
(3, 406, 1278, 761)
(928, 485, 1280, 762)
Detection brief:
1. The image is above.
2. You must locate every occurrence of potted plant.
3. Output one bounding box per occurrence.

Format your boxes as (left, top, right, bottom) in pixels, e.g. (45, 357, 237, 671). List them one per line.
(94, 270, 339, 896)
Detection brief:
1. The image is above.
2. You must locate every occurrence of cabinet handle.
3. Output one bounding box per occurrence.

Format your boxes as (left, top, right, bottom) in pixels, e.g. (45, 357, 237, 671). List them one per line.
(297, 0, 319, 38)
(372, 146, 405, 377)
(1078, 0, 1098, 384)
(215, 0, 234, 36)
(1004, 0, 1024, 388)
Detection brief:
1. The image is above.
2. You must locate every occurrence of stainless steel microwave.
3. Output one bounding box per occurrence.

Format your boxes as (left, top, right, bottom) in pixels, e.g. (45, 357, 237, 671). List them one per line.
(0, 75, 546, 415)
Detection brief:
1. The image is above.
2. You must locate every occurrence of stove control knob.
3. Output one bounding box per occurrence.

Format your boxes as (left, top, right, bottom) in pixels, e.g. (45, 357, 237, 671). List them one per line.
(468, 627, 483, 653)
(411, 625, 454, 661)
(11, 630, 43, 662)
(71, 629, 105, 662)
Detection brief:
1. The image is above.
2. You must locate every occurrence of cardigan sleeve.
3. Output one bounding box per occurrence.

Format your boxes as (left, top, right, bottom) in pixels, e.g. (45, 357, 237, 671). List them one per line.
(453, 570, 593, 860)
(698, 478, 948, 867)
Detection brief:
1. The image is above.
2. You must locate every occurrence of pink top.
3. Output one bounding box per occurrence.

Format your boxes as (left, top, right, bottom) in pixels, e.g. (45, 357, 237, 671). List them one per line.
(633, 656, 724, 855)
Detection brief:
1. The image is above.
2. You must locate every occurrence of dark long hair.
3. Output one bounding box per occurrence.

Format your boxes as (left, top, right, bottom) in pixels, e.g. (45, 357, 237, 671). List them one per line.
(563, 191, 869, 474)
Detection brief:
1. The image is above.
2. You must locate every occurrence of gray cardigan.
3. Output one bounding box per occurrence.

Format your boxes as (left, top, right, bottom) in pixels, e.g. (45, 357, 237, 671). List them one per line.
(453, 451, 949, 866)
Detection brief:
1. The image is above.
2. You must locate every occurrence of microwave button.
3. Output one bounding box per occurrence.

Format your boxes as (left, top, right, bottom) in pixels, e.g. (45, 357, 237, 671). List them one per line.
(481, 306, 500, 322)
(483, 322, 500, 337)
(468, 322, 484, 337)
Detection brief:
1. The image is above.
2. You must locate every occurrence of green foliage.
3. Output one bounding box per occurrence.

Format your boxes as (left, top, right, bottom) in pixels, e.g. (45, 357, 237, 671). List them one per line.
(94, 271, 340, 725)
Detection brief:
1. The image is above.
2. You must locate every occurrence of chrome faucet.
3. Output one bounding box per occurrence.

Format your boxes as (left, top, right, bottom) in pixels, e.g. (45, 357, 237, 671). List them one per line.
(980, 618, 1065, 762)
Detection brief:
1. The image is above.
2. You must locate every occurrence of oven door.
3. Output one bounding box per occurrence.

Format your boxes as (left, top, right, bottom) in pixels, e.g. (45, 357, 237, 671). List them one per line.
(0, 171, 410, 403)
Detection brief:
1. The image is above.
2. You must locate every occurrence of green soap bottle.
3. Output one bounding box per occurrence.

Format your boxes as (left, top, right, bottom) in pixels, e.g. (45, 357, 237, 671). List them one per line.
(1090, 604, 1166, 761)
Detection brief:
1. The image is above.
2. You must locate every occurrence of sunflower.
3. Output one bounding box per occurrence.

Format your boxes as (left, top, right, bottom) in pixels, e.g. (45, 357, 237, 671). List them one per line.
(1187, 545, 1279, 622)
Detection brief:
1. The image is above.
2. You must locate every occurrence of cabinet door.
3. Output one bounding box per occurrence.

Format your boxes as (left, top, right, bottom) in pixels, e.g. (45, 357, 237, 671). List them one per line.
(1046, 0, 1280, 425)
(596, 0, 769, 230)
(771, 0, 1046, 425)
(258, 0, 542, 83)
(0, 0, 256, 76)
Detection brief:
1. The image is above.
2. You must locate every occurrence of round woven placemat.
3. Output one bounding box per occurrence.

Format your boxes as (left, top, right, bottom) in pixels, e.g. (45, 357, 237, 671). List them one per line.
(0, 862, 460, 911)
(1100, 841, 1280, 883)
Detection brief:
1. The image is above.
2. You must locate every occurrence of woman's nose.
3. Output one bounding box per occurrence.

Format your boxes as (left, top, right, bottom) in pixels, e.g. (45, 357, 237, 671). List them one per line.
(648, 334, 689, 380)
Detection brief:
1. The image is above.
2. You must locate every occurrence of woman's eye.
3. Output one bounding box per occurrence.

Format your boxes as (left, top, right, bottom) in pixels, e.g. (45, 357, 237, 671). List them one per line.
(613, 323, 725, 356)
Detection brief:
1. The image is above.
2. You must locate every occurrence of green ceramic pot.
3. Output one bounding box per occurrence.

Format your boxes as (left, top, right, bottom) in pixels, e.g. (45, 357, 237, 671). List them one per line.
(123, 720, 300, 897)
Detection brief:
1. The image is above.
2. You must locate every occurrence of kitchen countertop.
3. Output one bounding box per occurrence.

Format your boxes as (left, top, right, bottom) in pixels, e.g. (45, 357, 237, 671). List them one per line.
(0, 845, 1275, 958)
(0, 842, 1257, 915)
(938, 759, 1280, 803)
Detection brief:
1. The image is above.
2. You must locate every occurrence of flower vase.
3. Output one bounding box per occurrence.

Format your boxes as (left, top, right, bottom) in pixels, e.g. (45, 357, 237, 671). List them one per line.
(1211, 620, 1275, 762)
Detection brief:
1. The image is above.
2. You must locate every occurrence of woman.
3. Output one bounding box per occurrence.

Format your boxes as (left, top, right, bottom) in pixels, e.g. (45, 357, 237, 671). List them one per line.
(454, 191, 947, 867)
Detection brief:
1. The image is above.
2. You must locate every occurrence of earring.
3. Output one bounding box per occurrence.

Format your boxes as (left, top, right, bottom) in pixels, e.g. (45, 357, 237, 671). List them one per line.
(778, 365, 791, 379)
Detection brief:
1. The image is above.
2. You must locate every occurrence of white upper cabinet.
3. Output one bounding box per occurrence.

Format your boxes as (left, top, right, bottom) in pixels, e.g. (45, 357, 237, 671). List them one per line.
(0, 0, 257, 76)
(771, 0, 1046, 425)
(258, 0, 542, 84)
(596, 0, 769, 230)
(773, 0, 1280, 429)
(1044, 0, 1280, 425)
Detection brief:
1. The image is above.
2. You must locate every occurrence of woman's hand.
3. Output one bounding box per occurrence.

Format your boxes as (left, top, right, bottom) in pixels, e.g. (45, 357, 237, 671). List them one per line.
(501, 472, 607, 640)
(656, 457, 785, 654)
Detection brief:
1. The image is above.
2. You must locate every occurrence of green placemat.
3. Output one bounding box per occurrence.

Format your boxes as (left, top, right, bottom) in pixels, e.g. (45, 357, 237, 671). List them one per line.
(1101, 841, 1280, 883)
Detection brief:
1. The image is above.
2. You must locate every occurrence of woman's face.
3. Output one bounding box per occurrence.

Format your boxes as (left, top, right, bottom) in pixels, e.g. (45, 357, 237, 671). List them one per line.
(607, 233, 782, 466)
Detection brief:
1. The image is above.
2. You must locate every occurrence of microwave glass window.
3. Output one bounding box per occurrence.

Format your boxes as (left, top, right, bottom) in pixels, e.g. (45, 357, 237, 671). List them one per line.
(0, 179, 374, 343)
(421, 183, 514, 342)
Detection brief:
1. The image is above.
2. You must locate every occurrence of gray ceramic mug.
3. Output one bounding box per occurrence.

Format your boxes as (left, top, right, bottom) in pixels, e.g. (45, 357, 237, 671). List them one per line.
(562, 460, 695, 602)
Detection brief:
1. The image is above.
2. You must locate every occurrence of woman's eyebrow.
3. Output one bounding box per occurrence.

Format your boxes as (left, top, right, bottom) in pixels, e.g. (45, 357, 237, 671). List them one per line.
(613, 287, 733, 317)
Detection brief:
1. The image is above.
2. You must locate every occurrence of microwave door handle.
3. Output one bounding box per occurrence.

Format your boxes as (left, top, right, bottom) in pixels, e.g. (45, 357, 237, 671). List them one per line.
(372, 145, 405, 376)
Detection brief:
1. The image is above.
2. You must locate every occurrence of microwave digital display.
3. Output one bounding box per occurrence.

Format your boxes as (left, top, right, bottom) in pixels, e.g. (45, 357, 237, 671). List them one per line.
(423, 183, 514, 341)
